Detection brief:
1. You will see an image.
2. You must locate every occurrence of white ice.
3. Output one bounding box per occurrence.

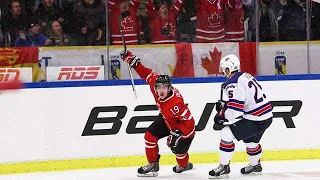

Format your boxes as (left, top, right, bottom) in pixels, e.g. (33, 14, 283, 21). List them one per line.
(0, 160, 320, 180)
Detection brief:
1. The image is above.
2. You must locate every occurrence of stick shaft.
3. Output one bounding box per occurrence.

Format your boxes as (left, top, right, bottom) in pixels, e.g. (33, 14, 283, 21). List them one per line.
(119, 14, 137, 99)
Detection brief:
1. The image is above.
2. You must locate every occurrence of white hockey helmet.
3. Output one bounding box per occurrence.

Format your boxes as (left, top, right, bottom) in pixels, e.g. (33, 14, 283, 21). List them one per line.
(219, 54, 241, 77)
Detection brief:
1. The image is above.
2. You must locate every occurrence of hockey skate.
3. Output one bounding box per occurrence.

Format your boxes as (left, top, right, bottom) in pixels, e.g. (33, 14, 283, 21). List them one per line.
(240, 162, 262, 175)
(208, 164, 230, 179)
(173, 162, 194, 173)
(137, 155, 160, 177)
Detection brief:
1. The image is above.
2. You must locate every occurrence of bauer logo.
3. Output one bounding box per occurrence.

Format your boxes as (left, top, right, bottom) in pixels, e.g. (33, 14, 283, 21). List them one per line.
(82, 100, 302, 136)
(46, 66, 104, 82)
(0, 68, 20, 82)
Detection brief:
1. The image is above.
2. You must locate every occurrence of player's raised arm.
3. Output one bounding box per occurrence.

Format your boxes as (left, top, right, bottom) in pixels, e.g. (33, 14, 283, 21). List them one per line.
(120, 50, 158, 86)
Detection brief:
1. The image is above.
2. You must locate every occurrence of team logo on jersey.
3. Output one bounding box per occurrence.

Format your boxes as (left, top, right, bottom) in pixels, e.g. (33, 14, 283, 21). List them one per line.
(201, 47, 222, 76)
(161, 22, 176, 36)
(207, 13, 223, 28)
(110, 55, 121, 80)
(275, 51, 286, 75)
(121, 17, 134, 31)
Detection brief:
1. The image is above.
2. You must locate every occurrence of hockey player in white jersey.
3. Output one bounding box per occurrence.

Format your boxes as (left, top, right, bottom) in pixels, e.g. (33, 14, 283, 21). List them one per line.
(209, 54, 273, 179)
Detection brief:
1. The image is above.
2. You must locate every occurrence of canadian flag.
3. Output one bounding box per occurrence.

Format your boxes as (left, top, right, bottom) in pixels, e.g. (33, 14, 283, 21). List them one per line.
(173, 42, 256, 77)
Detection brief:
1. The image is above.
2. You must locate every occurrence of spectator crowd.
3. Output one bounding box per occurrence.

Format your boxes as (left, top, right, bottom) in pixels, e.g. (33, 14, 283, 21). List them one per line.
(0, 0, 320, 47)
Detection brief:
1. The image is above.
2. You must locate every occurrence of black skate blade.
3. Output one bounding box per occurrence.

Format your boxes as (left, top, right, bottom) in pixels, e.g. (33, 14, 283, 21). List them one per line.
(137, 171, 158, 177)
(208, 174, 230, 179)
(241, 171, 262, 176)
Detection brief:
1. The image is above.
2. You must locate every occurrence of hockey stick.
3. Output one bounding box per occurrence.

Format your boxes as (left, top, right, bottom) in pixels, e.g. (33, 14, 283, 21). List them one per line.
(118, 10, 137, 99)
(219, 82, 226, 103)
(213, 82, 228, 130)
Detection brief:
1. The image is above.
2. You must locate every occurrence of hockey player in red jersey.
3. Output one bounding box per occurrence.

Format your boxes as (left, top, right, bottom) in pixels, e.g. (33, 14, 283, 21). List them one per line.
(108, 0, 140, 45)
(120, 50, 195, 177)
(225, 0, 245, 42)
(195, 0, 232, 43)
(145, 0, 184, 44)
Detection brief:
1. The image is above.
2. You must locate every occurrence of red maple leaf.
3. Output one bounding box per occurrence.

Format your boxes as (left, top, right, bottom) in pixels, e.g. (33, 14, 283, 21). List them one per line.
(201, 47, 222, 75)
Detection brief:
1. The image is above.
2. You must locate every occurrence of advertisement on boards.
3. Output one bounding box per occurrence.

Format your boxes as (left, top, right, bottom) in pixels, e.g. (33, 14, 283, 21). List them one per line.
(46, 66, 104, 82)
(109, 54, 121, 80)
(0, 79, 318, 163)
(275, 51, 287, 75)
(0, 68, 33, 83)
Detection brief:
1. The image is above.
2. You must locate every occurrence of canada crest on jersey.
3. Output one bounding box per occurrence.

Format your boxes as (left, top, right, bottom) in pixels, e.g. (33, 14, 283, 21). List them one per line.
(161, 22, 176, 36)
(207, 12, 223, 28)
(121, 17, 134, 32)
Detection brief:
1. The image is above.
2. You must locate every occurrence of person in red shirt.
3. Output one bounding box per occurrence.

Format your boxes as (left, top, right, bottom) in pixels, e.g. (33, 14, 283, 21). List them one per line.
(194, 0, 232, 43)
(108, 0, 140, 45)
(145, 0, 184, 44)
(120, 50, 195, 177)
(225, 0, 245, 42)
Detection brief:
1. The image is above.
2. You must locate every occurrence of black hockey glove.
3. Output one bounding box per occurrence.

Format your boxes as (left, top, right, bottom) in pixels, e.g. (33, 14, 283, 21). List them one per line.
(215, 100, 226, 112)
(213, 109, 229, 130)
(214, 109, 229, 125)
(167, 129, 183, 149)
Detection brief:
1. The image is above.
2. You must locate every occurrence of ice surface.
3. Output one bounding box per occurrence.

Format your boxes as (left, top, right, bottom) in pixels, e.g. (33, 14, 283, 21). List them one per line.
(0, 160, 319, 180)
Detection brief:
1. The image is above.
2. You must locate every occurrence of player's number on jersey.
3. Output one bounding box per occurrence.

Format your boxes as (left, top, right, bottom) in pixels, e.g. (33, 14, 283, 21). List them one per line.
(170, 106, 180, 115)
(248, 78, 266, 103)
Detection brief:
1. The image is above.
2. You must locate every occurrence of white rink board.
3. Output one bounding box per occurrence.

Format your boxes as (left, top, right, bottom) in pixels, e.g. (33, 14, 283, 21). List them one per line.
(0, 79, 319, 163)
(39, 43, 320, 79)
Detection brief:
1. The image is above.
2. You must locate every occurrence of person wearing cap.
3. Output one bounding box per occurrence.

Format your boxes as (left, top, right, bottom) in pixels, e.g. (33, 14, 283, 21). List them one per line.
(14, 19, 52, 47)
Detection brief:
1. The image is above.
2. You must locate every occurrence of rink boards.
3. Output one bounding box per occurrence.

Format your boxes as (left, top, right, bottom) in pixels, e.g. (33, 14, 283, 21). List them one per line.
(0, 74, 320, 174)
